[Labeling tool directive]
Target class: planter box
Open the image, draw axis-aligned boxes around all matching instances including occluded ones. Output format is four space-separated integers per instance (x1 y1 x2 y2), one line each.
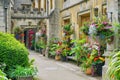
17 76 33 80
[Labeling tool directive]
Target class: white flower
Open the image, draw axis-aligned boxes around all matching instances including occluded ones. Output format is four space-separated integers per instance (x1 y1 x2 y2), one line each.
89 24 97 36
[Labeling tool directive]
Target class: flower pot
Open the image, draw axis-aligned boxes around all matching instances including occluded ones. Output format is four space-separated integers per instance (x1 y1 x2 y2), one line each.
86 68 92 75
55 55 61 61
95 63 104 76
60 55 67 61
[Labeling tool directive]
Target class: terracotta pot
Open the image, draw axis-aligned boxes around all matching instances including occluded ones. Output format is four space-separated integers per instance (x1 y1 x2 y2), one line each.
55 55 61 61
86 68 92 75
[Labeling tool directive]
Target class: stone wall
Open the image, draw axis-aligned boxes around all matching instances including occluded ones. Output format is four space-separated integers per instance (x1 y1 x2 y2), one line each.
0 0 5 32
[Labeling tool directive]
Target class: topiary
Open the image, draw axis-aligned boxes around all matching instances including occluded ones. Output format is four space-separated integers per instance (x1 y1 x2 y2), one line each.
0 32 29 72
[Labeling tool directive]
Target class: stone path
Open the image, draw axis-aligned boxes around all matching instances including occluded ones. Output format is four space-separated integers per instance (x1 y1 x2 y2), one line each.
29 50 102 80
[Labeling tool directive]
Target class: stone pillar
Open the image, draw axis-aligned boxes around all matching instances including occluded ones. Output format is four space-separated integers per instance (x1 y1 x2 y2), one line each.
102 43 114 80
102 0 118 80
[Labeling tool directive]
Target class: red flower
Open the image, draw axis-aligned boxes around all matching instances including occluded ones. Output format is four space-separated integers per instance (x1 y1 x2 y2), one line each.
94 57 99 62
87 53 90 58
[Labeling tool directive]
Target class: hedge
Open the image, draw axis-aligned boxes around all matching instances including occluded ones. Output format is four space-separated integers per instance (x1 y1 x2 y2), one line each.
0 32 29 71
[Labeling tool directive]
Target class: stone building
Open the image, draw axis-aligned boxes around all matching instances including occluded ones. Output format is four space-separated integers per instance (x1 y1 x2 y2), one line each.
60 0 120 80
0 0 14 33
60 0 107 40
11 0 61 49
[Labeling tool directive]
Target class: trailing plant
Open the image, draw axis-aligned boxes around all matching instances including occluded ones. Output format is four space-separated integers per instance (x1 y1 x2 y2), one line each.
106 50 120 80
0 32 29 75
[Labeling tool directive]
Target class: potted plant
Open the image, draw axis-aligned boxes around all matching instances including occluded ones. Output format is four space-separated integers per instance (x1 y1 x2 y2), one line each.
70 39 87 65
48 43 59 58
55 49 62 61
9 66 38 80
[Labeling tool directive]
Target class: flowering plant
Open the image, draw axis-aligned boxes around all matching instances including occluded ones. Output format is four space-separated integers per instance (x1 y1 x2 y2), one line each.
89 17 114 42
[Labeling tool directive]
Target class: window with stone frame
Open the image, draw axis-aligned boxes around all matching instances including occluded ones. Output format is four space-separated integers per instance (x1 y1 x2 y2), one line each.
102 5 107 15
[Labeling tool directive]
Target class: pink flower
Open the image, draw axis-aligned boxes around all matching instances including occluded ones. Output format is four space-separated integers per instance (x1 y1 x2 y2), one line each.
103 22 108 25
105 26 112 29
56 50 62 55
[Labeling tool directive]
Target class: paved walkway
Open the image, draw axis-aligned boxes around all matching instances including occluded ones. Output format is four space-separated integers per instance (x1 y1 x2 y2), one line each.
29 50 102 80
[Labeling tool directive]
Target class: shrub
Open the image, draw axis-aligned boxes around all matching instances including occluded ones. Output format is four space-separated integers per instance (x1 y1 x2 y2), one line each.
0 32 29 71
9 66 37 78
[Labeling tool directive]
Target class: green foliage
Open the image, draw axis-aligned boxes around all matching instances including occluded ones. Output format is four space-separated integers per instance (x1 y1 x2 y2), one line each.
9 66 37 78
14 27 23 34
63 24 72 31
0 32 29 71
38 39 46 49
80 23 89 35
0 70 8 80
63 24 74 35
70 39 87 62
113 22 120 29
106 51 120 80
49 43 59 56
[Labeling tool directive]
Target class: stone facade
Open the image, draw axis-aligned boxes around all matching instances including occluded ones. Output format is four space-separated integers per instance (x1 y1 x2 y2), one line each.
60 0 107 40
0 0 5 32
0 0 14 33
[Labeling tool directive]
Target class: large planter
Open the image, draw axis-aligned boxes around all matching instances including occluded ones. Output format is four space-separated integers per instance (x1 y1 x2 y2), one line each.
86 68 92 75
55 55 61 61
17 76 33 80
95 63 104 76
60 55 67 61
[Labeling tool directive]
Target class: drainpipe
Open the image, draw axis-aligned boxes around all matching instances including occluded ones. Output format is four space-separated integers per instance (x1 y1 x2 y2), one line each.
4 0 9 33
